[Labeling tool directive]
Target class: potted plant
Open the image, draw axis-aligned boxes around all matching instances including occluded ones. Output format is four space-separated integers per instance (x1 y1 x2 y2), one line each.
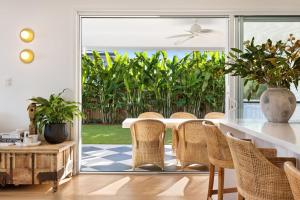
30 89 82 144
226 34 300 123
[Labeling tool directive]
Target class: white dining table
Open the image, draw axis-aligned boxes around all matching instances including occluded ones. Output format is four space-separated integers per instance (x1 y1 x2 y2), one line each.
122 118 221 128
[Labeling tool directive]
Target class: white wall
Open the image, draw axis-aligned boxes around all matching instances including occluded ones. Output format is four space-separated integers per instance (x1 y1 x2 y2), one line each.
0 0 300 132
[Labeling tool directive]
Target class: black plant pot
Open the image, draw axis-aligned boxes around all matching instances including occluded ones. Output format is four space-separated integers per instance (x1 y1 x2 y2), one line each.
44 123 68 144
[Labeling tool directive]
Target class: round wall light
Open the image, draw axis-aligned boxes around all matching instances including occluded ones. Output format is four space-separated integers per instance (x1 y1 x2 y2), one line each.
20 28 34 43
20 49 34 64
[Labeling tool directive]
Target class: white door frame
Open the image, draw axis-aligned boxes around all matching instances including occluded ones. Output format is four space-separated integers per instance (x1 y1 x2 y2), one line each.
73 10 242 174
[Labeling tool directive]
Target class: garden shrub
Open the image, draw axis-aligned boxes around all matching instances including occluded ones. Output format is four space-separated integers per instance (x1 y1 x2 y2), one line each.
82 50 225 124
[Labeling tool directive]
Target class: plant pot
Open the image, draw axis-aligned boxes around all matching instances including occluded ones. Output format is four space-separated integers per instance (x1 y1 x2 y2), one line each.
44 123 68 144
260 88 296 123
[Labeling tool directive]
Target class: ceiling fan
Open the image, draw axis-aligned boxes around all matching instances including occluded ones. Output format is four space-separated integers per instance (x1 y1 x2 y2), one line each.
167 21 213 45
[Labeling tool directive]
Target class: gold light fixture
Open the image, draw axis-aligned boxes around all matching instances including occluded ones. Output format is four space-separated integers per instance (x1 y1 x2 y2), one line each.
20 49 34 64
20 28 34 43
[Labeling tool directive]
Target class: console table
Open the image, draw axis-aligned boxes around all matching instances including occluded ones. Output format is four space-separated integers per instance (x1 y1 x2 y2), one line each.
0 141 75 192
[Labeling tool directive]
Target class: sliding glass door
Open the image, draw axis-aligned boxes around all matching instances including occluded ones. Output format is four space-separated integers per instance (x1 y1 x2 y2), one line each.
236 16 300 120
80 16 229 172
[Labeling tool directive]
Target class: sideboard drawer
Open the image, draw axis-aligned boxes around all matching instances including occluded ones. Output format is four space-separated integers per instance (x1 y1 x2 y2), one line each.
11 153 33 185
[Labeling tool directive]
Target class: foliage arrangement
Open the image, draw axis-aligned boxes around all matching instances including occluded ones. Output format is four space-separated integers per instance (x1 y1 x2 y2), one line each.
243 81 267 100
82 50 225 124
30 89 83 133
226 34 300 100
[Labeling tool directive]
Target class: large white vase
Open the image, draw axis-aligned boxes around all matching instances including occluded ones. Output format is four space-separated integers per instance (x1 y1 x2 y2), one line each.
260 88 296 123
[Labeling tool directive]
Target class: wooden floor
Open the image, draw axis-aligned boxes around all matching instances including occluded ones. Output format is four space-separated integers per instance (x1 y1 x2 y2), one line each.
0 174 236 200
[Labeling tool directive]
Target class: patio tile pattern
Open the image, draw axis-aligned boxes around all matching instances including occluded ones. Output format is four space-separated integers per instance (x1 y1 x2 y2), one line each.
81 144 209 172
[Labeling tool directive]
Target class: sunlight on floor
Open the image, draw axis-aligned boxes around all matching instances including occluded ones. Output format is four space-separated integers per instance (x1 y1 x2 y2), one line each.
157 176 190 197
88 176 131 195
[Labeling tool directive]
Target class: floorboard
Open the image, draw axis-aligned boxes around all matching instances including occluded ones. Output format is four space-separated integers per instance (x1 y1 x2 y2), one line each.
0 174 236 200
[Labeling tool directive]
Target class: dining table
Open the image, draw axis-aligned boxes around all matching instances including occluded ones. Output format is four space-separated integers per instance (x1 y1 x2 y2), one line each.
122 118 221 129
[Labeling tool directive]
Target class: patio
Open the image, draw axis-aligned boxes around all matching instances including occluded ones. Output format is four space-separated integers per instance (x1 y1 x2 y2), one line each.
81 144 209 172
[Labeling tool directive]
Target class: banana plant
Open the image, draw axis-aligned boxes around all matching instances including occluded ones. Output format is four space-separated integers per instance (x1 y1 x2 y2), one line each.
82 50 225 124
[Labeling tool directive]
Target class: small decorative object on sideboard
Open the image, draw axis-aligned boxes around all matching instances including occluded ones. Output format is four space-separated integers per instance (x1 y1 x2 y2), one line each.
29 89 83 144
0 130 41 147
15 131 41 147
0 130 23 146
27 103 37 135
226 34 300 123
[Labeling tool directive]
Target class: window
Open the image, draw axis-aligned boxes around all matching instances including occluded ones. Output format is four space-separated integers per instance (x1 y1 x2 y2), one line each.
237 16 300 120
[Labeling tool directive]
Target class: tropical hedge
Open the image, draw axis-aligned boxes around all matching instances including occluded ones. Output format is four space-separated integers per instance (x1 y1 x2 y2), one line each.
82 50 225 124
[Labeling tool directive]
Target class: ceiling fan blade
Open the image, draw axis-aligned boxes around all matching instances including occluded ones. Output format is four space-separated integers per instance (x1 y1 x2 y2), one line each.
174 36 194 45
166 34 192 39
200 29 213 33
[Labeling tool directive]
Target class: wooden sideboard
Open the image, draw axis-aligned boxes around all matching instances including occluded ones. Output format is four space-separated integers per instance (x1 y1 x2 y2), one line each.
0 141 75 192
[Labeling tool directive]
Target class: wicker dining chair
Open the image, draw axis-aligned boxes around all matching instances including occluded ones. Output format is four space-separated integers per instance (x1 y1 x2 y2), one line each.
284 161 300 199
170 112 197 153
226 133 296 200
138 112 164 119
176 120 213 170
204 122 279 200
204 122 236 200
204 112 225 119
130 119 166 170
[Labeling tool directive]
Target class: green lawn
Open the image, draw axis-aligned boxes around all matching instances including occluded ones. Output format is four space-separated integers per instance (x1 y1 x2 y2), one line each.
82 124 172 144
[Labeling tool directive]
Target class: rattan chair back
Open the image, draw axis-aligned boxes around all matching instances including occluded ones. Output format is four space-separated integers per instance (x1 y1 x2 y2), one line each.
204 122 233 169
284 161 300 199
176 120 213 168
204 112 225 119
130 119 166 170
138 112 164 119
226 133 293 200
170 112 197 152
170 112 197 119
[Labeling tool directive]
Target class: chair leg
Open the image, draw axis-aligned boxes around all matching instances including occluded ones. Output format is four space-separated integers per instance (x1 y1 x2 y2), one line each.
181 162 186 171
238 193 244 200
172 133 177 153
218 167 224 200
207 163 215 199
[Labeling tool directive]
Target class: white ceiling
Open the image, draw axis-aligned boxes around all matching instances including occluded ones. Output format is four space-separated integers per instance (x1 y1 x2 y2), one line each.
81 18 228 51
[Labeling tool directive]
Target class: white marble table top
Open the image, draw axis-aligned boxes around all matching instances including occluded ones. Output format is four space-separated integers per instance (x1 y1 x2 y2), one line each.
220 119 300 154
122 118 220 129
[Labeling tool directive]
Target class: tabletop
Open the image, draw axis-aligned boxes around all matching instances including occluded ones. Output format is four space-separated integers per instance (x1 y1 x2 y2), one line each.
220 119 300 155
0 141 75 153
122 118 220 128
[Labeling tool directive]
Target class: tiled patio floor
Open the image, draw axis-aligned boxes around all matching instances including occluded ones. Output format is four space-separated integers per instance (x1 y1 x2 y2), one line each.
81 144 209 172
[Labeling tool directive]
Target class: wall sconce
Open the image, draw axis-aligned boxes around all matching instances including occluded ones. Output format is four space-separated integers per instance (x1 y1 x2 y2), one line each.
20 49 34 64
20 28 34 43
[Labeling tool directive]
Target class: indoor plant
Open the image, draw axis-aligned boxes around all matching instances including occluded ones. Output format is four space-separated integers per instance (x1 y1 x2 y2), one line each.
30 89 82 144
226 34 300 123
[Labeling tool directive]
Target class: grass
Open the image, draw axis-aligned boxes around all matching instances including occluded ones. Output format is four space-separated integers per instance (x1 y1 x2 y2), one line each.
82 124 172 144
